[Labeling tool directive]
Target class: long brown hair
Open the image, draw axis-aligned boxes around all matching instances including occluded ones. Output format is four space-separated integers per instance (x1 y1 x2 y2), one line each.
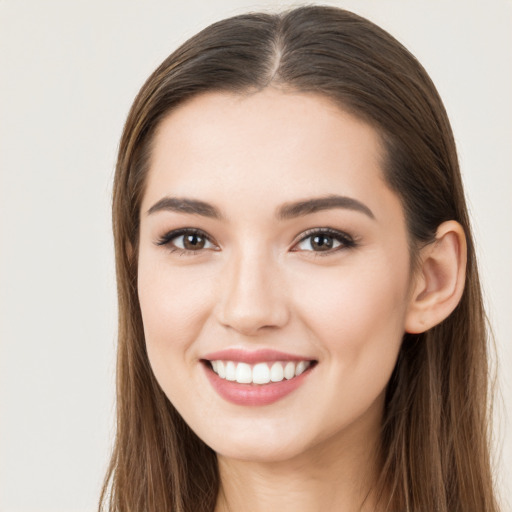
100 6 499 511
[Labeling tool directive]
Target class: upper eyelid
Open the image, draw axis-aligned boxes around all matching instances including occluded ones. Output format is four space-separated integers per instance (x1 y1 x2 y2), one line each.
156 227 215 246
295 227 352 241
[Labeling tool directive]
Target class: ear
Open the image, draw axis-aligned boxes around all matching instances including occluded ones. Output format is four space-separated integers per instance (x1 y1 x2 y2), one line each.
405 221 467 334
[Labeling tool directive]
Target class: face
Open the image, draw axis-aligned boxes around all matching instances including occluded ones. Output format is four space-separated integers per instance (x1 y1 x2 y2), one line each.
138 89 416 463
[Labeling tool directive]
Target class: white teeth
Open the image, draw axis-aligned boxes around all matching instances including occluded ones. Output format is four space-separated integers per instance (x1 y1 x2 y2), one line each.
284 361 295 380
270 362 284 382
209 360 312 385
217 361 226 379
252 363 271 384
225 361 236 381
295 361 307 376
235 362 252 384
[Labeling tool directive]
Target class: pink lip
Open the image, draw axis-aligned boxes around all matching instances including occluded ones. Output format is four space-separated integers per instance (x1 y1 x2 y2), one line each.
202 348 313 364
202 361 315 406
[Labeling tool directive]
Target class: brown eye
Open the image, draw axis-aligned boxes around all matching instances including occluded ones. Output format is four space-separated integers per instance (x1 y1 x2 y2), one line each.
310 234 334 251
156 229 216 253
293 228 356 254
183 233 206 250
296 233 341 252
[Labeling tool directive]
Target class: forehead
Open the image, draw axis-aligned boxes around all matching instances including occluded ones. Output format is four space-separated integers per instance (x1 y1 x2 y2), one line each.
142 89 393 218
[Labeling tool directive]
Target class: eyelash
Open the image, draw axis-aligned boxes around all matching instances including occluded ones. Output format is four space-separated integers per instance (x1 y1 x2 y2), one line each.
156 228 215 256
292 227 356 257
156 227 357 257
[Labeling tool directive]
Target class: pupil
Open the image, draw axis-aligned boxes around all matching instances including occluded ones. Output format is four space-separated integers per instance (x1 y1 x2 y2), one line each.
184 234 205 250
312 235 333 250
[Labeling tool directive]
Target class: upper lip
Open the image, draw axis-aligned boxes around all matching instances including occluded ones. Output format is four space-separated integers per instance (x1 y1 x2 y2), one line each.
201 348 315 364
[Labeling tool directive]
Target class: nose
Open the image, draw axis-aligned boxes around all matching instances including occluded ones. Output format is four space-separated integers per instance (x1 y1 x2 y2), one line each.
216 248 290 336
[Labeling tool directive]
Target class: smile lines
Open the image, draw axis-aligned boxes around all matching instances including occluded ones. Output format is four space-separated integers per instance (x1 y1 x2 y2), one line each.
207 360 313 385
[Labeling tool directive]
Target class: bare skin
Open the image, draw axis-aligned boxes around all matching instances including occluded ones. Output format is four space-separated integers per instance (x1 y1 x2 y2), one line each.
215 390 383 512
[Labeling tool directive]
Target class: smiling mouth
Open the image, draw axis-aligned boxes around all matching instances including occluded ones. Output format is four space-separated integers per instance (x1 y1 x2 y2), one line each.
203 359 317 385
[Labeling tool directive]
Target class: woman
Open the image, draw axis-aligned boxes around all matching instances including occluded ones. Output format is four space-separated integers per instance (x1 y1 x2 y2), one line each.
100 5 499 511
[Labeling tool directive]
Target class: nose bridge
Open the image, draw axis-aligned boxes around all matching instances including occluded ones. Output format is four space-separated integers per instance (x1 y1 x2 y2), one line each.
217 242 289 335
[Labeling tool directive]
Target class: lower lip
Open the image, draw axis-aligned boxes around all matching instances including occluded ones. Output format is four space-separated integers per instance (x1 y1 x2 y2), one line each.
203 363 313 406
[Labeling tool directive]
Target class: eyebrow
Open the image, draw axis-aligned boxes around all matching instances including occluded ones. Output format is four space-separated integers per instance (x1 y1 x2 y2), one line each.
277 195 375 220
147 197 225 219
146 194 375 220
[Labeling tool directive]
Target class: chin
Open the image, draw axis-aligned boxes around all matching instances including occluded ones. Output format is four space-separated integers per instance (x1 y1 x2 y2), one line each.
194 417 318 464
215 438 309 464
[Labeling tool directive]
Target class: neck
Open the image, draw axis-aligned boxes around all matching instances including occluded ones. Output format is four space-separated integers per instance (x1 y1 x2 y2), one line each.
215 414 384 512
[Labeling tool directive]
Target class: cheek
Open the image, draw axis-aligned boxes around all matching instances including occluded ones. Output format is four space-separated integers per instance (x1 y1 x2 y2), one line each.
290 253 410 373
137 255 222 424
283 257 410 437
137 253 215 371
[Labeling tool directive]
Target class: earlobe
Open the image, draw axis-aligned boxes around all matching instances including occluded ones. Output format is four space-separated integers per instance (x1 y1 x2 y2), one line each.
405 221 467 334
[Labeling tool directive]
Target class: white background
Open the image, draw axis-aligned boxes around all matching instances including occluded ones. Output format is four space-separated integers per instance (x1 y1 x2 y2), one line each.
0 1 510 511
